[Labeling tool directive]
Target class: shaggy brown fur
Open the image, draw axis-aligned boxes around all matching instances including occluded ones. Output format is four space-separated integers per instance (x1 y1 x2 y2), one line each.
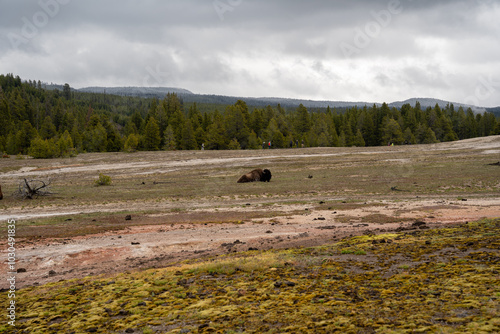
237 169 272 183
0 185 3 200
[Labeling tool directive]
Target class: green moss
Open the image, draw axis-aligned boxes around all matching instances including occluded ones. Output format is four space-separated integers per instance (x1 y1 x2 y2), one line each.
5 218 499 333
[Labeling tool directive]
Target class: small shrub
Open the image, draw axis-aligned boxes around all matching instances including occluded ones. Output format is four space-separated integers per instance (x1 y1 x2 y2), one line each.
95 173 112 186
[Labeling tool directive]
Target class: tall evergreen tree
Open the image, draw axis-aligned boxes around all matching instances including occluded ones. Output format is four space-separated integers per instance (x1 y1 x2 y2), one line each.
247 131 261 149
83 123 107 152
225 104 250 149
0 90 11 138
295 104 311 134
181 119 198 150
403 127 417 144
124 133 140 152
163 125 176 150
353 129 365 147
143 118 161 150
205 111 227 150
380 118 404 145
63 83 71 100
40 116 57 139
57 130 75 157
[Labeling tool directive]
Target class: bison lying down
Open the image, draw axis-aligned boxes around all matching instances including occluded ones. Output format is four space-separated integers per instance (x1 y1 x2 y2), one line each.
237 168 272 183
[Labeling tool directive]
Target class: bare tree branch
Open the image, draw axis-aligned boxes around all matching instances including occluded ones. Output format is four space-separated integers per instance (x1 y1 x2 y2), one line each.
14 178 53 199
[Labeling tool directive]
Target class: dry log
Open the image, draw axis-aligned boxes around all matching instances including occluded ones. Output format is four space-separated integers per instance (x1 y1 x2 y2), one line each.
14 178 53 199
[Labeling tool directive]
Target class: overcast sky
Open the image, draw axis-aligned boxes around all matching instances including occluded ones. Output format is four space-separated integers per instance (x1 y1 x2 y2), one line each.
1 0 499 107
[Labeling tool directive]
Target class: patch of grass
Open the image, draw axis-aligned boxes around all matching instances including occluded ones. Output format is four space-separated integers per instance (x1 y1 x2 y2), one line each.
5 219 499 333
341 249 367 255
186 253 286 275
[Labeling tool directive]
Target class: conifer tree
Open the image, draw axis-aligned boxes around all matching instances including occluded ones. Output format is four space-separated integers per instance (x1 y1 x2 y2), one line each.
163 125 176 150
330 126 339 147
29 137 55 158
123 120 139 137
228 138 241 150
181 119 198 150
380 118 404 145
71 123 83 152
168 109 185 148
360 112 377 146
341 119 354 147
57 130 75 157
102 118 123 152
353 129 365 147
39 116 57 139
188 103 203 130
0 92 11 138
263 118 286 148
318 132 330 147
124 133 140 152
422 127 439 144
248 131 261 149
130 112 144 132
295 104 311 134
63 83 71 100
194 126 206 148
339 131 347 147
205 112 227 150
83 123 107 152
15 120 38 154
143 118 161 151
250 108 265 137
403 127 417 144
225 104 250 149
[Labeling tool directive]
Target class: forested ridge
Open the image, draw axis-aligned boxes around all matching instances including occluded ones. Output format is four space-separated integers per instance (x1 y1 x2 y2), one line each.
1 73 499 158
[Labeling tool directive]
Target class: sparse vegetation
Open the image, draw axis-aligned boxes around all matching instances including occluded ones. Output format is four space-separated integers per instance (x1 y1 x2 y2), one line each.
3 219 498 333
94 173 112 186
0 133 499 333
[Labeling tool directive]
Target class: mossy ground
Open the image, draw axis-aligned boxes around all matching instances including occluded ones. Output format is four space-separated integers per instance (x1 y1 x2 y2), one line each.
2 219 498 333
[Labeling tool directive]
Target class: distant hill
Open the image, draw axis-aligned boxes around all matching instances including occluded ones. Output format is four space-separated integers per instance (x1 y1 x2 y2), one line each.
388 98 486 113
72 86 494 112
486 106 500 117
77 86 193 97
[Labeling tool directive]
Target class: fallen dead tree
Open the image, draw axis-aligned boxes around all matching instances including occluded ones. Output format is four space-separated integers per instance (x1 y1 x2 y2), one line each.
14 178 53 199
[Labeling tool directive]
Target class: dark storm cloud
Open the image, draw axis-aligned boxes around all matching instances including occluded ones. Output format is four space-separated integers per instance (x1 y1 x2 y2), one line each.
0 0 499 106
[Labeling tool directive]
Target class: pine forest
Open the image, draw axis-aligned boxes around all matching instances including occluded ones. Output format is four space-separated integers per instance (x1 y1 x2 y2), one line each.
1 73 499 159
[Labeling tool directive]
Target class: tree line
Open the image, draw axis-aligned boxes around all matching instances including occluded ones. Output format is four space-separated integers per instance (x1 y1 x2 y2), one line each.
1 73 499 158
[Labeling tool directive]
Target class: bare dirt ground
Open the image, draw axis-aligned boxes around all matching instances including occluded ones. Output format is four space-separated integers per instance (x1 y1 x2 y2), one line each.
1 136 499 289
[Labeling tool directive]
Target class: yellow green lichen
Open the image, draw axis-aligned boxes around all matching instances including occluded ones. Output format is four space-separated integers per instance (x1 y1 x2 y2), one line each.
1 219 499 333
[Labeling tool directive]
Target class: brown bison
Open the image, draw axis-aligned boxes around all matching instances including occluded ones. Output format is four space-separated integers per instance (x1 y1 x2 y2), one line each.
237 169 272 183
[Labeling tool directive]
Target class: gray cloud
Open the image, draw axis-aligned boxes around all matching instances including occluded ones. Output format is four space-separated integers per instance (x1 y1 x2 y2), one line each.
0 0 499 106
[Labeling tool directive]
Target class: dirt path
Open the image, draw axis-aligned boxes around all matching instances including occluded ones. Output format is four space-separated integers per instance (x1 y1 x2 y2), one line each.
3 197 499 289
